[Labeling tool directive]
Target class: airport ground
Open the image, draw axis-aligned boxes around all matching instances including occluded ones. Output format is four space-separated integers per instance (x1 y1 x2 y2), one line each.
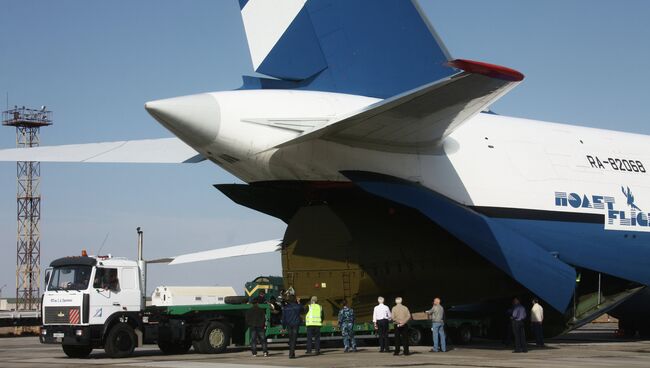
1 323 649 368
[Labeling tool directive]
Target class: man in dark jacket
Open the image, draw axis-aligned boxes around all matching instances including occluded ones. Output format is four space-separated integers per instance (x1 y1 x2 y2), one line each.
269 296 282 326
245 299 268 357
281 294 303 359
511 297 528 353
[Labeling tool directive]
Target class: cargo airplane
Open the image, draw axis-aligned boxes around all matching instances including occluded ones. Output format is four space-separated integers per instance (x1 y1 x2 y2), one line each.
1 0 648 336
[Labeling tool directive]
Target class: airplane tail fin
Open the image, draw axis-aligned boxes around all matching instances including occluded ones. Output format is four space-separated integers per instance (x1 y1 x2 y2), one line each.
238 0 457 98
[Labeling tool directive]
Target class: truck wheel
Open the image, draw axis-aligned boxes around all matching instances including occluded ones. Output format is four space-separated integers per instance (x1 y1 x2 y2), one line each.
62 344 92 358
197 321 231 354
158 339 192 355
408 327 423 346
104 323 137 358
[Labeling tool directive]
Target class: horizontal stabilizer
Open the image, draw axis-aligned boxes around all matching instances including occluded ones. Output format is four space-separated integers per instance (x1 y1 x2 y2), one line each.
0 137 203 164
276 59 523 153
342 171 575 312
149 239 282 265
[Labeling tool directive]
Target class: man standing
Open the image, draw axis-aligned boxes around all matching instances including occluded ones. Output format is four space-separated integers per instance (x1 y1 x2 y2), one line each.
391 297 411 356
511 297 528 353
373 296 391 352
425 297 446 352
245 299 268 357
338 300 357 352
269 296 282 326
281 295 302 359
531 298 544 347
305 296 324 355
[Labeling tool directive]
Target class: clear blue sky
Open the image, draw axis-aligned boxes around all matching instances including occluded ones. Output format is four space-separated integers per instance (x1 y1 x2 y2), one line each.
0 0 648 296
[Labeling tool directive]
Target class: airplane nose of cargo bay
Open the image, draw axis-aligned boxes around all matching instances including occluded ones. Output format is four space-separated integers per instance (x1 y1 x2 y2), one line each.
145 93 220 146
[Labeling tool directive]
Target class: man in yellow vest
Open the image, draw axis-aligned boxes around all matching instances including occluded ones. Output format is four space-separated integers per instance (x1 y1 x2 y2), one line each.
305 296 324 355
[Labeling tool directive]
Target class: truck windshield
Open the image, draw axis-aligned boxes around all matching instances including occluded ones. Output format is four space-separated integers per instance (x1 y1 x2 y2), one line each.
48 266 92 291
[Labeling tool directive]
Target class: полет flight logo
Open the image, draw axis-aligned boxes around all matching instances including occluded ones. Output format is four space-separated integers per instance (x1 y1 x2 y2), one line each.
555 186 650 232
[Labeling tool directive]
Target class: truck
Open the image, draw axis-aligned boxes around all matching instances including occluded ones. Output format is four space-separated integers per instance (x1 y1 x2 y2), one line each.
40 228 487 358
40 228 264 358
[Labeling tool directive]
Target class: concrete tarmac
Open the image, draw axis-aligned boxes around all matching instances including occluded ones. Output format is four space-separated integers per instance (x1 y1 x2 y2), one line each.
1 323 649 368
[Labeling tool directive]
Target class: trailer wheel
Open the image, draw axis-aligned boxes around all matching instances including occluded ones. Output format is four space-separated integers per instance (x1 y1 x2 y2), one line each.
196 321 231 354
408 327 423 346
456 324 473 345
158 339 192 355
104 323 137 358
62 344 92 358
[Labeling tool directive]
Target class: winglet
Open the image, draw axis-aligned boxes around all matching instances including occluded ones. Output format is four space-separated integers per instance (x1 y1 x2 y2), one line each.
448 59 524 82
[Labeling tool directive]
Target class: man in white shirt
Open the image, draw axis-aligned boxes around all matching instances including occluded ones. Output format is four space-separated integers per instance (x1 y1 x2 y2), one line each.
373 296 391 352
531 298 544 347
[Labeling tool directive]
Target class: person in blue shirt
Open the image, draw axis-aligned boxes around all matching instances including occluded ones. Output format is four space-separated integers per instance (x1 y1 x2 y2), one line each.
281 295 303 359
511 297 528 353
338 299 357 352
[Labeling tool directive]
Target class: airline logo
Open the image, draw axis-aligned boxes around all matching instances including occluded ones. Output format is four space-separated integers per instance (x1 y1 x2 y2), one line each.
555 186 650 232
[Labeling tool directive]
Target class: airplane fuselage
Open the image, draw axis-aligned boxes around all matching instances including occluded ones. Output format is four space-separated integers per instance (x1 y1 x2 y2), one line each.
147 89 650 304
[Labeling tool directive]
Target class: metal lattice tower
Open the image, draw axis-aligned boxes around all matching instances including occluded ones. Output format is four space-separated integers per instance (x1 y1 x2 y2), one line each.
2 106 52 310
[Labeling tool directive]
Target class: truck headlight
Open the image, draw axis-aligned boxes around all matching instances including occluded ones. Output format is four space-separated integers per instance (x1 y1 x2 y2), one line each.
75 329 83 336
41 328 47 335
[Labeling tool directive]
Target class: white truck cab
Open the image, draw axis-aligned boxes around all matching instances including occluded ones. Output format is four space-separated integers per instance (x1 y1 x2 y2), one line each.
40 228 253 359
41 253 144 358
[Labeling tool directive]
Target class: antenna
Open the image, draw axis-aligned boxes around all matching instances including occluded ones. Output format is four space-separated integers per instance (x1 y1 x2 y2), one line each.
96 232 110 255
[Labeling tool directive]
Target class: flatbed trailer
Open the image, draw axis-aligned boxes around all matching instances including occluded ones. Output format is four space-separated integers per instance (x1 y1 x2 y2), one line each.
162 301 489 349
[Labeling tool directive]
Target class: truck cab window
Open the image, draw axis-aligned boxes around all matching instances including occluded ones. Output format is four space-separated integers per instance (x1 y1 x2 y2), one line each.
47 266 92 291
93 268 120 291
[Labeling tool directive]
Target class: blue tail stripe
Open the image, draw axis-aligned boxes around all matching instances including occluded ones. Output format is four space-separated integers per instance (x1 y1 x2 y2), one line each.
256 7 327 81
246 0 457 98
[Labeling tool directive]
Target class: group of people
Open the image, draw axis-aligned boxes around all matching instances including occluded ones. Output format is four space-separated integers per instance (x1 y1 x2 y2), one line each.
245 292 449 358
373 296 448 355
508 297 545 353
246 292 547 358
245 292 325 358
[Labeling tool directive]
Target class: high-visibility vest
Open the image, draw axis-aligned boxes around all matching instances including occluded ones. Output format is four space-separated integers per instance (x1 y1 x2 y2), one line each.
306 304 322 326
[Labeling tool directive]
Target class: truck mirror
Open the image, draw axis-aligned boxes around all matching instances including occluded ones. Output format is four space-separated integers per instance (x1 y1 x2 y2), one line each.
44 267 52 287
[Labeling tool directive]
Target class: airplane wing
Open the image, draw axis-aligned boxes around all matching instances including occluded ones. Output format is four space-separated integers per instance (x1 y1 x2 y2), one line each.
275 59 524 153
148 239 283 265
0 137 204 164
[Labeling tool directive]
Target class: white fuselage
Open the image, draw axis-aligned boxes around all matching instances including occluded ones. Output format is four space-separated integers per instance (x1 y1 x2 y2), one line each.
146 89 650 233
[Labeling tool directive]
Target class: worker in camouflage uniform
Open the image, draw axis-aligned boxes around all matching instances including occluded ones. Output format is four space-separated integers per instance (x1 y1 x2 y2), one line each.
338 299 357 352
